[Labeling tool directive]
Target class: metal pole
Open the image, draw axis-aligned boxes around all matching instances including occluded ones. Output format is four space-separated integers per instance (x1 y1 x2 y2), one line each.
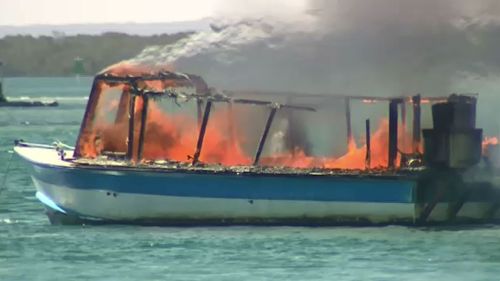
388 99 399 168
137 95 149 161
253 107 278 166
365 119 371 169
412 94 421 153
192 100 212 165
127 95 137 160
345 97 352 145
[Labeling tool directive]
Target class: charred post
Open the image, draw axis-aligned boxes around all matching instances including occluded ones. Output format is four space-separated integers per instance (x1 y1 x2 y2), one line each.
0 81 5 102
400 101 407 128
400 101 407 154
284 97 311 155
127 95 137 160
0 61 5 103
197 99 204 129
192 100 213 165
115 90 131 124
345 97 352 145
365 119 371 169
227 102 236 151
253 107 278 166
388 99 399 168
137 95 150 161
286 96 295 153
412 94 421 153
74 79 102 157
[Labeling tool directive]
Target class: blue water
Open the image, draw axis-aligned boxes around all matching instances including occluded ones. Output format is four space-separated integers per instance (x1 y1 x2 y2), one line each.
1 77 500 280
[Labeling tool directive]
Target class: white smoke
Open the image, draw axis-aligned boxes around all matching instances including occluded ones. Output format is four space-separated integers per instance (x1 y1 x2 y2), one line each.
133 19 279 66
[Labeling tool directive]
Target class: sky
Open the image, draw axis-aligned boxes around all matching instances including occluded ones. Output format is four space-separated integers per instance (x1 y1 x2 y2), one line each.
0 0 307 26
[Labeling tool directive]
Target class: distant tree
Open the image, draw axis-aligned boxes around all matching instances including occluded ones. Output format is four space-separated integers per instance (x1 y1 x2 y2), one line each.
0 32 191 76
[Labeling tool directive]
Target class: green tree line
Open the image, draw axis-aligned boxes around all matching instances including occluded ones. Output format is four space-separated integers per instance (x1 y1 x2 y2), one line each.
0 32 190 76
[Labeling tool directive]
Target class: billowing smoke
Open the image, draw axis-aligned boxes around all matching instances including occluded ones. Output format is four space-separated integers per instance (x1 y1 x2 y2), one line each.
130 0 500 97
124 0 500 158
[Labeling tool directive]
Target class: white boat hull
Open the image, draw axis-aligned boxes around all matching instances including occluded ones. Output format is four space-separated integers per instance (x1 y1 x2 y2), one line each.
15 145 500 226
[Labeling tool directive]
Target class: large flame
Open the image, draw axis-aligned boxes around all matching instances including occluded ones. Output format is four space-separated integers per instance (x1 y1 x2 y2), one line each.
260 119 413 170
81 98 413 170
83 96 251 165
78 63 417 170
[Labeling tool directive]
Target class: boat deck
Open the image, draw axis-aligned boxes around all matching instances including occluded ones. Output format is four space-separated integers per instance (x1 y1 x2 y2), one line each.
72 156 423 179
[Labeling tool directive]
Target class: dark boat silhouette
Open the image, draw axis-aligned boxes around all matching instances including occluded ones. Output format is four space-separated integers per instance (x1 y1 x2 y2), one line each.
0 61 58 107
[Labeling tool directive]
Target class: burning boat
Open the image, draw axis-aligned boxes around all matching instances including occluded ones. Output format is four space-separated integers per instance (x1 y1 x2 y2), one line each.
13 67 500 226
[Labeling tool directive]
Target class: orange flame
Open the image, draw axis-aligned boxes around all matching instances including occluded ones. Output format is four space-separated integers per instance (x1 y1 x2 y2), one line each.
482 136 499 155
78 63 418 170
257 117 410 170
81 99 415 169
88 100 251 166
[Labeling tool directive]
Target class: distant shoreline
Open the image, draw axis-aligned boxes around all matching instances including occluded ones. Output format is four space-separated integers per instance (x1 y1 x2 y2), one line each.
0 32 191 76
0 20 209 38
3 75 95 78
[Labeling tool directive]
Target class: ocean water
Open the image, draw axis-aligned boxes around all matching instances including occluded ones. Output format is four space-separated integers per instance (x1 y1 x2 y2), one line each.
1 77 500 280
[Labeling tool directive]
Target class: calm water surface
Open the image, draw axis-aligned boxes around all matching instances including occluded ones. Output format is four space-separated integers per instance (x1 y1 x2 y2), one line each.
1 77 500 280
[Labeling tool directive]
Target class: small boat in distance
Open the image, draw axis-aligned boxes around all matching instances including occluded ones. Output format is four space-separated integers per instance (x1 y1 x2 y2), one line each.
13 66 500 226
0 82 58 107
0 61 58 107
0 100 58 107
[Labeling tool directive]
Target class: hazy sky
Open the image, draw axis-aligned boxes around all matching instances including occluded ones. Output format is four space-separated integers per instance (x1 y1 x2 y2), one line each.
0 0 307 26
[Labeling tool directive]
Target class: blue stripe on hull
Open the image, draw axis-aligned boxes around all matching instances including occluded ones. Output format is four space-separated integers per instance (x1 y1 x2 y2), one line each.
31 164 416 203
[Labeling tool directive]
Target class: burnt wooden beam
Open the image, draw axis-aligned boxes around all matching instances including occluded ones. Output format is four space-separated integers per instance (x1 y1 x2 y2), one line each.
400 101 407 129
345 97 352 146
224 89 459 102
253 107 278 166
137 95 150 161
115 91 131 124
285 96 296 153
365 119 371 169
388 99 399 168
227 102 236 150
283 97 311 156
192 100 213 165
74 80 101 157
400 101 407 153
197 99 204 129
127 95 137 160
232 98 315 112
95 72 193 84
412 94 421 153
